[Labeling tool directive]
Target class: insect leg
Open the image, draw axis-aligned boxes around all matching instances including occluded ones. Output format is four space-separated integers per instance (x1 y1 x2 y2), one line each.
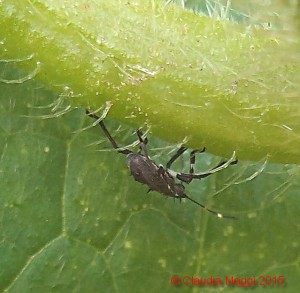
136 129 149 157
86 110 131 155
176 152 237 183
170 148 206 183
189 148 206 175
166 146 187 169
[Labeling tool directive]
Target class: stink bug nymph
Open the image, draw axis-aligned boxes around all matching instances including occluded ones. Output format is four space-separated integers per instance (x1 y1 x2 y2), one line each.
86 110 238 219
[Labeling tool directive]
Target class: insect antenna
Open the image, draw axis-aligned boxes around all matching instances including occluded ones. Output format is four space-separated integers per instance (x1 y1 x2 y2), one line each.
184 195 238 220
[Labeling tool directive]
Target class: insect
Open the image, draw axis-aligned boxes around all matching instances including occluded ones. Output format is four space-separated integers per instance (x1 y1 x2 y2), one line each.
86 110 238 219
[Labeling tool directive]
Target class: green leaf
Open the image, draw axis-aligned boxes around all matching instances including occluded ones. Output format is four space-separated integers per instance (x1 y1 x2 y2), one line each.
1 1 300 292
1 0 300 163
1 63 300 292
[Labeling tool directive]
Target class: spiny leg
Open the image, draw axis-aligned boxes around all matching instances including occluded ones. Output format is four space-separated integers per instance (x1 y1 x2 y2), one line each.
184 194 238 220
86 110 131 155
176 152 238 183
